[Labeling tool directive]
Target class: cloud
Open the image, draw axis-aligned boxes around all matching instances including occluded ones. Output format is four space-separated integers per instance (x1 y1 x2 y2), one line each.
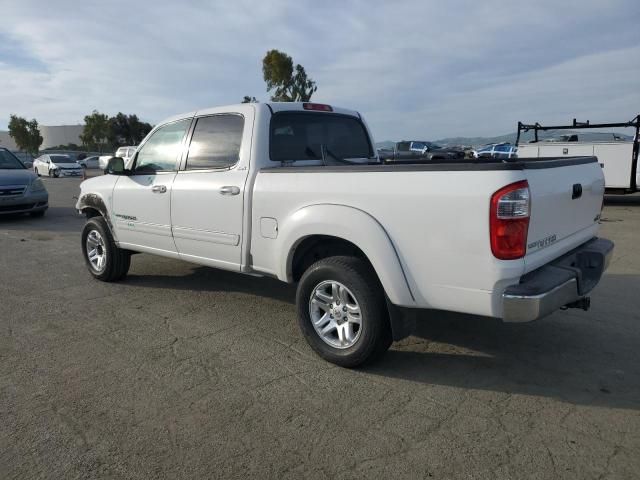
0 0 639 140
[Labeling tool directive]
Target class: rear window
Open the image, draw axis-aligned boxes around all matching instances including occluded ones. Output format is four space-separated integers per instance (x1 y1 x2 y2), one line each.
270 112 373 162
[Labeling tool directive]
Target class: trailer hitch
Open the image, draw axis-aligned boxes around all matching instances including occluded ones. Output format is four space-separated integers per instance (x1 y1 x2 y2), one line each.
562 297 591 312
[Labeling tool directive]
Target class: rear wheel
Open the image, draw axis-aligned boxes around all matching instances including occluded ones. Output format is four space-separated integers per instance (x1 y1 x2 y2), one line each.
34 167 40 176
296 256 392 368
81 216 131 281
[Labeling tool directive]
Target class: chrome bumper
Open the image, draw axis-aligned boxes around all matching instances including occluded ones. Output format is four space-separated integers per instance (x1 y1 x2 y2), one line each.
502 238 614 323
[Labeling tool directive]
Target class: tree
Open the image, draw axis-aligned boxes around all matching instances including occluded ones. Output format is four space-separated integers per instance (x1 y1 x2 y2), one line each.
8 115 43 156
241 96 258 103
262 49 317 102
108 112 152 146
80 110 110 152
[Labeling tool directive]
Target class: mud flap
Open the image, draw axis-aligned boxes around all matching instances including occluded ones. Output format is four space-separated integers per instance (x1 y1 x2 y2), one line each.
385 297 416 341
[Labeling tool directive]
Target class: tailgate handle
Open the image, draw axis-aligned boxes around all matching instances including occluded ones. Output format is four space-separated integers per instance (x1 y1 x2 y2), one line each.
572 183 582 199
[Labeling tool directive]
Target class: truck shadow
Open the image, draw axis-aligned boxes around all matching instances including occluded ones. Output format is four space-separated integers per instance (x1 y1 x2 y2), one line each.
125 266 639 411
125 265 297 305
366 273 640 411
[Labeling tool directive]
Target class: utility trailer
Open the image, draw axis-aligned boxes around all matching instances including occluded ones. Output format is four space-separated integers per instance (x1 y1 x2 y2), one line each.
516 115 640 193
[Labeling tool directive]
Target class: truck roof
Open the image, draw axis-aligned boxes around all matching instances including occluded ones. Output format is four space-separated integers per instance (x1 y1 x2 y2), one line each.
158 102 360 127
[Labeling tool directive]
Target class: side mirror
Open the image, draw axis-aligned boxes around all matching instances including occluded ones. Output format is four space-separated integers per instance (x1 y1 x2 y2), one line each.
105 157 127 175
24 161 33 169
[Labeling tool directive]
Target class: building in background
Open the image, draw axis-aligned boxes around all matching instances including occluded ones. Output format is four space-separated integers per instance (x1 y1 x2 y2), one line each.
0 131 17 150
0 124 84 150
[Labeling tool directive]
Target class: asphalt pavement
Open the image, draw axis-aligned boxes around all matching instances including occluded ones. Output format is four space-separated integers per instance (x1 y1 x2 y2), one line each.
1 172 639 479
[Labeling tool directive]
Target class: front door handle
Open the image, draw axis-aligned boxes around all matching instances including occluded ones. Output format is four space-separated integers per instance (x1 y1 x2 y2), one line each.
220 186 240 196
151 185 167 194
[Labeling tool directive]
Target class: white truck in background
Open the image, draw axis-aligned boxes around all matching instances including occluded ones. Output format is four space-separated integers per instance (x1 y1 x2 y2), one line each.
76 102 613 367
516 116 640 193
98 147 137 170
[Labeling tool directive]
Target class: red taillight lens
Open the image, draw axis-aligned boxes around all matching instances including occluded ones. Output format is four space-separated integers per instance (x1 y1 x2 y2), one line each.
302 103 333 112
490 180 530 260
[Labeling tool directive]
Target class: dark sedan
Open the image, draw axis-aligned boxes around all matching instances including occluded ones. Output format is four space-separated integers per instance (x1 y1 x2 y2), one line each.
0 148 48 217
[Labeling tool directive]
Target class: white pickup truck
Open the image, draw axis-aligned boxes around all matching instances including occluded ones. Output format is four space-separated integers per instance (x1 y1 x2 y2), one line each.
76 102 614 367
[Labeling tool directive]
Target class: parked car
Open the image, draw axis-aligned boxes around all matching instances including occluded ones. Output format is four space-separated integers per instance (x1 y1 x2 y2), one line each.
78 156 100 169
115 146 137 166
376 147 394 161
76 102 613 367
33 154 83 177
473 143 518 159
98 155 114 170
0 147 48 217
383 140 465 162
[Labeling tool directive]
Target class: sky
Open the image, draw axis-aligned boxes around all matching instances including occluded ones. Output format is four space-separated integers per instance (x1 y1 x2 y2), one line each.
0 0 639 141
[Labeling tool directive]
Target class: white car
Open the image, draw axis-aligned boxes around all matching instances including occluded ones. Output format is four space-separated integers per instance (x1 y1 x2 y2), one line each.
78 156 100 169
33 154 83 178
76 102 613 367
473 143 518 159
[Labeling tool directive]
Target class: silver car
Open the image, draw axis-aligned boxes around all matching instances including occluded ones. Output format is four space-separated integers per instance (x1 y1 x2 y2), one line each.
0 148 48 217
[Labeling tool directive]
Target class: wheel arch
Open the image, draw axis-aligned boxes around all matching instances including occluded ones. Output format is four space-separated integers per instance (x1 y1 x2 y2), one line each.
279 204 415 307
76 192 118 242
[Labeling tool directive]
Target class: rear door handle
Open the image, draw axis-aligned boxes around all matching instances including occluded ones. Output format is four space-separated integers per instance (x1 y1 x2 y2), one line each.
152 185 167 194
219 186 240 196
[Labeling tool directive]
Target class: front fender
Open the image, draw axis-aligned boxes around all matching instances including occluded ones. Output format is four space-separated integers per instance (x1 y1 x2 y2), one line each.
76 192 118 242
278 204 415 307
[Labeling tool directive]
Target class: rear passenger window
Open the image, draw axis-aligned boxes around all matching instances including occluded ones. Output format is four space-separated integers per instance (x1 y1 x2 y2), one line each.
186 115 244 170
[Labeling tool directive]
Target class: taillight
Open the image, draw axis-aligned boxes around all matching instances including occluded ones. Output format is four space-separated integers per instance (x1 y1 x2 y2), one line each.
302 103 333 112
490 180 530 260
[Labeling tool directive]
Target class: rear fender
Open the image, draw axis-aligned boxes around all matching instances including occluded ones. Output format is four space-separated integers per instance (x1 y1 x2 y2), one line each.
279 204 415 307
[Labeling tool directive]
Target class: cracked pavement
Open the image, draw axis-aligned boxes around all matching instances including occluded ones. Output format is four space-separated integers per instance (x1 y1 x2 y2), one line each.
1 174 639 479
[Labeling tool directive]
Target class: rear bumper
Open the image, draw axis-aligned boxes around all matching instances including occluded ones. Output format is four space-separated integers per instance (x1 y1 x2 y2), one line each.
502 237 614 322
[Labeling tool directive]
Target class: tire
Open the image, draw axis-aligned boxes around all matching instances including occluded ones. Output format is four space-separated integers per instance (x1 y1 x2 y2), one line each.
81 216 131 282
35 167 40 177
49 169 58 178
296 256 392 368
30 210 45 218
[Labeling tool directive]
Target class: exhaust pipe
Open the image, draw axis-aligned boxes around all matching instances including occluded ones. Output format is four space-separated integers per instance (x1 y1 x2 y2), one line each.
564 297 591 311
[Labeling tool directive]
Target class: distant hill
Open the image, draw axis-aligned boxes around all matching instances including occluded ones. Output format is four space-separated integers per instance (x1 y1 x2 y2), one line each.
376 131 633 149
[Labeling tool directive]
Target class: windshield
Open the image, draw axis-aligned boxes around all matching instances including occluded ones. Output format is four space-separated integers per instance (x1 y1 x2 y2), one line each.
0 149 26 170
51 155 74 163
270 112 373 162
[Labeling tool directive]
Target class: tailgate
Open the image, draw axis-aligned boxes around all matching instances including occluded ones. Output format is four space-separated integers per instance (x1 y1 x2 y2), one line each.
523 157 605 271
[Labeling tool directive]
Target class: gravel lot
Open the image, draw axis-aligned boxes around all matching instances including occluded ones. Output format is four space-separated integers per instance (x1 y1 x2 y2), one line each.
1 173 639 479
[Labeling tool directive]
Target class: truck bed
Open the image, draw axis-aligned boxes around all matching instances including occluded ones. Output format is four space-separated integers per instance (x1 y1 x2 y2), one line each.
252 156 604 318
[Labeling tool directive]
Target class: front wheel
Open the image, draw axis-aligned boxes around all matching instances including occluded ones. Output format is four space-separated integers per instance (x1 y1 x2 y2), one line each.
296 256 392 368
81 217 131 281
